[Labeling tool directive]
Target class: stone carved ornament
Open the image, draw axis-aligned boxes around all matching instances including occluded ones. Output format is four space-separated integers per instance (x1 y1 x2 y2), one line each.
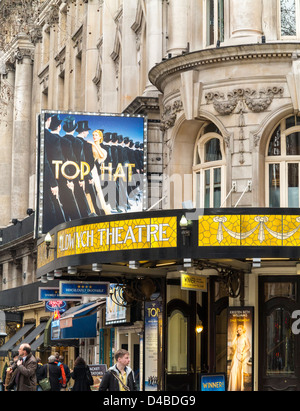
160 99 183 131
205 87 284 115
205 87 283 164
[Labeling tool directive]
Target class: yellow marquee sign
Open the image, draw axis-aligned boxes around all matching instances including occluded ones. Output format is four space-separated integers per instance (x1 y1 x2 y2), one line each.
198 214 300 247
57 216 177 258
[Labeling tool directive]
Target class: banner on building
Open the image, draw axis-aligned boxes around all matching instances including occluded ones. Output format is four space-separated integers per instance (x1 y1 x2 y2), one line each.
37 111 147 236
38 287 81 301
144 298 162 391
59 281 110 297
227 307 254 391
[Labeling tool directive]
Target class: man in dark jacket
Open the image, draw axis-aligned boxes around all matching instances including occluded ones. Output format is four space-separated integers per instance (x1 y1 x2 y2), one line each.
9 343 37 391
99 349 137 391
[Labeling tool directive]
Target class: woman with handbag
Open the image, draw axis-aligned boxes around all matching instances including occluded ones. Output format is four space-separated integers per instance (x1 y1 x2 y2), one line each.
70 357 94 391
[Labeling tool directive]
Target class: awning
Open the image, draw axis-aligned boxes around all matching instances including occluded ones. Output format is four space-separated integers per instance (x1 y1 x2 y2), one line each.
31 333 45 353
11 321 47 352
60 300 105 340
43 317 78 348
0 323 35 357
60 300 105 329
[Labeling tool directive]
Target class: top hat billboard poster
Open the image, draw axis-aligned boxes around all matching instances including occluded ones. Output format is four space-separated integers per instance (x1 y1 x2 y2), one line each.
37 111 147 235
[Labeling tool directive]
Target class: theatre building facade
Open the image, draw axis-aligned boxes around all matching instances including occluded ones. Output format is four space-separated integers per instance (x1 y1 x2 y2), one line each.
1 0 300 391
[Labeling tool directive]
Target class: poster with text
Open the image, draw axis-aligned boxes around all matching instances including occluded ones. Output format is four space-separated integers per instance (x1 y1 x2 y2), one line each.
144 299 162 391
227 307 254 391
37 111 146 235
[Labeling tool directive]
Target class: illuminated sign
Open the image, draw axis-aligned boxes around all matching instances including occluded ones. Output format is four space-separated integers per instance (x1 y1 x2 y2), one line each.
53 310 61 320
45 300 67 313
51 320 61 340
37 111 147 236
181 273 207 292
57 217 177 258
38 287 81 301
59 281 110 297
198 214 300 247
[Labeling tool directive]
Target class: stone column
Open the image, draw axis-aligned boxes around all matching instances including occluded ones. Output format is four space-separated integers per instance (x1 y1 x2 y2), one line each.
84 0 99 111
167 0 188 56
0 64 15 226
121 0 139 109
144 0 163 96
230 0 263 38
101 0 119 112
10 36 34 220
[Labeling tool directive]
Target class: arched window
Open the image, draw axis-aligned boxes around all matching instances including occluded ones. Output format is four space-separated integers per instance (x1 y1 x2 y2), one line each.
193 123 226 208
167 309 188 373
266 115 300 207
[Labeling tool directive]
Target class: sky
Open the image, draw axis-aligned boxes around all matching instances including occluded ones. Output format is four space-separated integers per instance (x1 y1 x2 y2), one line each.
42 111 146 144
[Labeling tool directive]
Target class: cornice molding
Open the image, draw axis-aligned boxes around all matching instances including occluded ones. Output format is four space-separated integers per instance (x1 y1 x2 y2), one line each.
149 43 300 92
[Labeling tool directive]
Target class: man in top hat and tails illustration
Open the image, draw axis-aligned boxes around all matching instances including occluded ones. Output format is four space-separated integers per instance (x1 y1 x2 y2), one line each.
43 114 66 232
62 116 93 218
45 114 81 222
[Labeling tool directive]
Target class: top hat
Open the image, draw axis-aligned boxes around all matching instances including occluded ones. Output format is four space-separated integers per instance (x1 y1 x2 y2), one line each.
76 120 91 133
111 133 118 143
49 115 62 131
103 132 112 143
63 116 77 133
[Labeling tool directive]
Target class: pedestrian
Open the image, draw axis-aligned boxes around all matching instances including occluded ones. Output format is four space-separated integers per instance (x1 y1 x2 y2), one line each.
5 352 19 391
70 356 94 391
4 360 13 391
98 349 137 391
58 355 70 390
36 357 44 391
54 352 67 389
7 343 37 391
40 355 62 391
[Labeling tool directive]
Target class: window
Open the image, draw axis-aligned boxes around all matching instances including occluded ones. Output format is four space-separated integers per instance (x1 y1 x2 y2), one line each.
206 0 224 46
167 309 188 373
267 308 295 375
193 123 225 208
280 0 299 37
266 116 300 207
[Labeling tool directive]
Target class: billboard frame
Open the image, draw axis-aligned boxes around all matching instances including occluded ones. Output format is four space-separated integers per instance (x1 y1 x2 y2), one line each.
36 110 148 238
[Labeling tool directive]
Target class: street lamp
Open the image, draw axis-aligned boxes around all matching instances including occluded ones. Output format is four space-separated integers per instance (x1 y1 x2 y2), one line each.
45 232 56 258
179 215 192 246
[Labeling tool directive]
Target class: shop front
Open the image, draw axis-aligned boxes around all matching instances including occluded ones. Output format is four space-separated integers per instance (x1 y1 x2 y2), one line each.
35 207 300 391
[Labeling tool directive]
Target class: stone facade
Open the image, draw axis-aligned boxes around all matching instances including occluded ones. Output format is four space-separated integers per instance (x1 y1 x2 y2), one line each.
1 0 300 390
0 0 299 227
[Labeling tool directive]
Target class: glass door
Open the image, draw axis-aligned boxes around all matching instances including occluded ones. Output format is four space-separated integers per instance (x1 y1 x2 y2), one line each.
259 277 300 391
